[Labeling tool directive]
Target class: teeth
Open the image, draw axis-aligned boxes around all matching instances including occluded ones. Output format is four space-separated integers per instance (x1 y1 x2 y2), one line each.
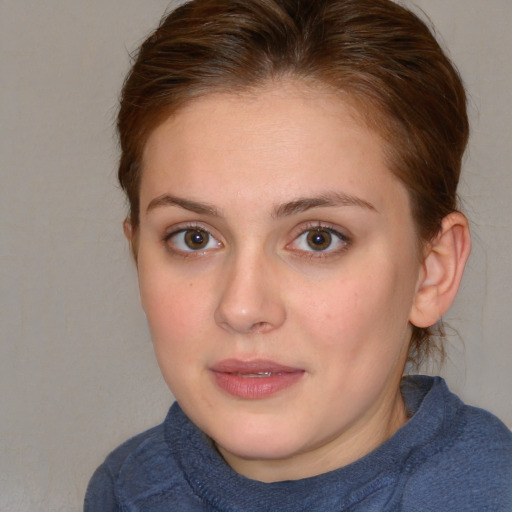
235 371 274 377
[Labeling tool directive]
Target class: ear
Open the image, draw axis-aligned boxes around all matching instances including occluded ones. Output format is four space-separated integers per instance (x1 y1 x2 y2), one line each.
409 212 471 328
123 218 139 262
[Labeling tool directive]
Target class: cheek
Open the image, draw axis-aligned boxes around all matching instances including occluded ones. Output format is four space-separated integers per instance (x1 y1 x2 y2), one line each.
139 272 214 396
138 264 213 350
296 265 413 355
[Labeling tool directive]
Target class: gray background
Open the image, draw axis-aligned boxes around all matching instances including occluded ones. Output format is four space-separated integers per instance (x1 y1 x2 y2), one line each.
1 1 511 510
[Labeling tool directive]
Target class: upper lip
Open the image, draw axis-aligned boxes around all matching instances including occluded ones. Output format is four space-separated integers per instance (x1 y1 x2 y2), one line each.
210 359 304 374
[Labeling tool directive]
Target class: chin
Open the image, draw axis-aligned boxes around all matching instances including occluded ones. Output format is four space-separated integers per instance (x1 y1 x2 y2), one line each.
218 440 303 464
209 416 310 461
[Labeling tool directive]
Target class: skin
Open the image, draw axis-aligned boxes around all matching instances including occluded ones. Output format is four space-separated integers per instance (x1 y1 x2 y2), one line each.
129 80 445 483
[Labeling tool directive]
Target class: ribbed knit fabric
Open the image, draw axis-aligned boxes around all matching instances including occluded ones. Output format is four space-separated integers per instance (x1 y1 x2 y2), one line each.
84 376 512 511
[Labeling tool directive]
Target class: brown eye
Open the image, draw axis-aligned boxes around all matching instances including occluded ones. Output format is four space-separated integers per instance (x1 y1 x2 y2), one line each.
166 227 221 253
288 226 349 256
184 229 210 250
306 230 332 251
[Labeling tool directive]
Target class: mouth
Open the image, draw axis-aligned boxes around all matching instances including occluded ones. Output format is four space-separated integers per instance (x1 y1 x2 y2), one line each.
210 359 305 399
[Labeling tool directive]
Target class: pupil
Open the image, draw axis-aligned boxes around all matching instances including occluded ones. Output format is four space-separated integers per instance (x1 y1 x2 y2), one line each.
307 230 331 251
185 229 208 249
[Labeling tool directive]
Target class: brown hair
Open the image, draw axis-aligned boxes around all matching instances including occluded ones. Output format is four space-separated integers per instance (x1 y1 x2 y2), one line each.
117 0 469 364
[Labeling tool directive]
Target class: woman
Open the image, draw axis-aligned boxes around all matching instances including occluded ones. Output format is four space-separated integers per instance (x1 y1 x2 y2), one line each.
85 0 512 509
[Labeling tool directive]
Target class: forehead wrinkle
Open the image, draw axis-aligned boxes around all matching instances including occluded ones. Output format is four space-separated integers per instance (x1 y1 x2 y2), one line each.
272 192 377 218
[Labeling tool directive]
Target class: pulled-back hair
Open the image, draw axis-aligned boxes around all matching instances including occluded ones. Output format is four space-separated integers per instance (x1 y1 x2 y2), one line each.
117 0 469 364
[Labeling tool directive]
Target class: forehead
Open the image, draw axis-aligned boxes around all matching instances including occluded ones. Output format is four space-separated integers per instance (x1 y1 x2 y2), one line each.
142 80 369 156
140 80 408 215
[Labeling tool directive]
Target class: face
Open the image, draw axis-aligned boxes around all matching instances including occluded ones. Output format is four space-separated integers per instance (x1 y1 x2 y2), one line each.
134 81 424 482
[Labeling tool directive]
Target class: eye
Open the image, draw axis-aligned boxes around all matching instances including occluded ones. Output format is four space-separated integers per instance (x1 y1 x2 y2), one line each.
290 227 349 254
165 228 221 253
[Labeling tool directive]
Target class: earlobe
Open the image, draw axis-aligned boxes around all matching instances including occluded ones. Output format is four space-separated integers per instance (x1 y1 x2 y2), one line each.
409 212 471 328
123 218 139 262
123 217 133 241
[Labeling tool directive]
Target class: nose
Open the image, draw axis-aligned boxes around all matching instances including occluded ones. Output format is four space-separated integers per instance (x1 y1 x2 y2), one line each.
214 252 286 335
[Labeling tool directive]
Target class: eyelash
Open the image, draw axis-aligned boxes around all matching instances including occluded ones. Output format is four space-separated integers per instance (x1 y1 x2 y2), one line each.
162 223 222 258
287 223 351 259
162 222 351 259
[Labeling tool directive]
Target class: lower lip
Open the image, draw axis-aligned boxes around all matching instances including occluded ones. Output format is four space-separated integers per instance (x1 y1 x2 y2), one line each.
211 370 304 399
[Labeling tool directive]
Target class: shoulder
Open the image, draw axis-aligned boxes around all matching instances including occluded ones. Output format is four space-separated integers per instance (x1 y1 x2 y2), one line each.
440 403 512 482
102 423 166 477
457 403 512 459
84 405 204 511
400 378 512 511
84 424 168 511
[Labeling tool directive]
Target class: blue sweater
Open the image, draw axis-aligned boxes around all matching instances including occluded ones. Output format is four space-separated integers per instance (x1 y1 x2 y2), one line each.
84 376 512 511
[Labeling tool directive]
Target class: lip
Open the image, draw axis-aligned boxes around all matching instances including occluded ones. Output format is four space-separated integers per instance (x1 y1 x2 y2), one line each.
210 359 305 399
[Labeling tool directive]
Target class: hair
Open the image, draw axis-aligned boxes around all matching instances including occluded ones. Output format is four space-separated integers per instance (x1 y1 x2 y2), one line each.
117 0 469 365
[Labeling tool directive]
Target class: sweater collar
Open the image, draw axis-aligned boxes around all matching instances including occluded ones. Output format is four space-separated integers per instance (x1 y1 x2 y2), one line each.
164 376 460 511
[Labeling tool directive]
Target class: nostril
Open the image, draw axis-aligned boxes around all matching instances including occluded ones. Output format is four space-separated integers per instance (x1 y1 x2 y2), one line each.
250 321 270 334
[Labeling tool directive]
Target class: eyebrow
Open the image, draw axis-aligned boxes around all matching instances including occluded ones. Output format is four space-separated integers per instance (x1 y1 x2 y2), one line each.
272 192 377 218
147 194 221 216
146 191 377 217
